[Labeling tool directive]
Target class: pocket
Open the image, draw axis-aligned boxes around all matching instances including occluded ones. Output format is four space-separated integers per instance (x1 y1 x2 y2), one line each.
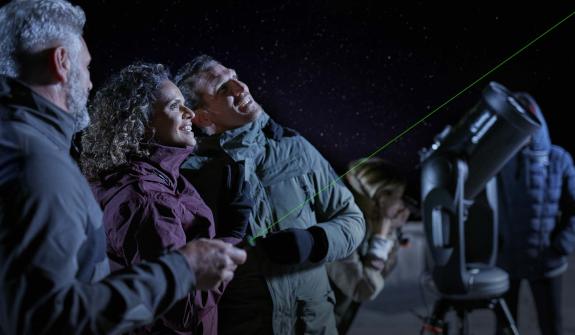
266 176 316 230
325 288 336 306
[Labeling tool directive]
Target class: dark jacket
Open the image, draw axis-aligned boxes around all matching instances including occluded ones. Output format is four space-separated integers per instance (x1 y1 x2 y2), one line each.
91 144 220 335
182 112 365 334
0 75 195 335
497 93 575 279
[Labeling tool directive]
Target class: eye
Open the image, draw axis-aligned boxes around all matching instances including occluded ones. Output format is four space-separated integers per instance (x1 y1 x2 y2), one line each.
169 102 179 110
380 189 393 197
217 82 229 94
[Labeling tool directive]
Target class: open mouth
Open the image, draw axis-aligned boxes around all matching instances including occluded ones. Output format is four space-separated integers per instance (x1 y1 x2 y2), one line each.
180 124 193 133
237 95 252 113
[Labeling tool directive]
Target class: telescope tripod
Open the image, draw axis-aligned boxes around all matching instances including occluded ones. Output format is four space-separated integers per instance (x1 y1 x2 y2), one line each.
420 296 519 335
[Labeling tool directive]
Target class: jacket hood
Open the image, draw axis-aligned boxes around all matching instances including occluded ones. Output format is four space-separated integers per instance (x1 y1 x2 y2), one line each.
516 92 551 157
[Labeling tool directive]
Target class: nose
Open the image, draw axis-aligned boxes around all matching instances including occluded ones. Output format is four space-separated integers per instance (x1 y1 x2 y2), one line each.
229 79 248 96
182 105 195 119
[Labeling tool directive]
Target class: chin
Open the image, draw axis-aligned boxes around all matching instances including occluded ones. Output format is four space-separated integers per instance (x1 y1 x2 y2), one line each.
246 105 263 120
179 135 196 147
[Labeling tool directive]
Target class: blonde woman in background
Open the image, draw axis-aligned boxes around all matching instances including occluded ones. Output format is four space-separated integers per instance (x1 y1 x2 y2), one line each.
326 158 410 334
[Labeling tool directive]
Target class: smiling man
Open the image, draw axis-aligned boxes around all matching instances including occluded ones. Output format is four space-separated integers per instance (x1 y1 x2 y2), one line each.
176 55 365 334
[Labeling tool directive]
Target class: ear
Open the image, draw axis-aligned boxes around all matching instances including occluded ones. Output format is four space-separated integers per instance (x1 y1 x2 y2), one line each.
49 46 72 84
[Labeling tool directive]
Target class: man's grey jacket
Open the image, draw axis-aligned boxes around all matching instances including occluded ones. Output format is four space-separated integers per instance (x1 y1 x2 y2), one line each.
182 112 365 334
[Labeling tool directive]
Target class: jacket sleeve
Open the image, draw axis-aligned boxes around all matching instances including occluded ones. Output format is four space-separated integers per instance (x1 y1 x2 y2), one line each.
326 249 385 302
0 161 195 335
552 149 575 256
182 158 251 246
304 139 366 262
216 162 252 245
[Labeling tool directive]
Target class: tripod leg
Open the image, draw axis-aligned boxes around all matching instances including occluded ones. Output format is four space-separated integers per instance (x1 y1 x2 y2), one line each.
421 299 450 335
455 307 469 335
494 298 519 335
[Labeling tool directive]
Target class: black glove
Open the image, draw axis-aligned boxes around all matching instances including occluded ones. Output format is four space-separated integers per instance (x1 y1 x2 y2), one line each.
220 162 253 240
257 227 328 265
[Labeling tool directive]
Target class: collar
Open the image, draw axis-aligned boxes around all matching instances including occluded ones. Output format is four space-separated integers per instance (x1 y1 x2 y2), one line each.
196 112 270 163
0 75 76 151
142 143 195 181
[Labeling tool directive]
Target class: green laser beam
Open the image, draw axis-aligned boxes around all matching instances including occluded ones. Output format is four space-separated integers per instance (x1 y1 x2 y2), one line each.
248 9 575 245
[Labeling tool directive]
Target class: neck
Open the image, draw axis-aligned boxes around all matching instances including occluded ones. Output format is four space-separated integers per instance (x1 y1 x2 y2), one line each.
204 124 219 136
28 83 68 113
211 117 261 135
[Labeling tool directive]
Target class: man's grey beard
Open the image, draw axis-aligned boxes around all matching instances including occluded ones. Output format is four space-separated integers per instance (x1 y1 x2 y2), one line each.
65 64 90 132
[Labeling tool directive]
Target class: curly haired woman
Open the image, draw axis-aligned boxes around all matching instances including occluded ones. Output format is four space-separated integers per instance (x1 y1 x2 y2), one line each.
82 63 251 335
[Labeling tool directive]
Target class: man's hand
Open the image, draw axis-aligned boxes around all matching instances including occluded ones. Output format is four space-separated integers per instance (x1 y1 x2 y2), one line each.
178 238 247 290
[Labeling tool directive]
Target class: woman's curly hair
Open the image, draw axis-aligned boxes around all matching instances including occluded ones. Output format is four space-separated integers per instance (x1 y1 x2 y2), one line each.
81 62 170 180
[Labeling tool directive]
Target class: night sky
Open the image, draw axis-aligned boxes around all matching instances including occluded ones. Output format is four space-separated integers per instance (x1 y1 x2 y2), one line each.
6 0 575 199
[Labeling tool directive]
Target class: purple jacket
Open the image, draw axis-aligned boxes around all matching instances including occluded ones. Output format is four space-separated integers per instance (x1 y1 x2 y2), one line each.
92 144 220 335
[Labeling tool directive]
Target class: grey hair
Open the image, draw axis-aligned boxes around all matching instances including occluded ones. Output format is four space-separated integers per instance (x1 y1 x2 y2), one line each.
0 0 85 78
81 63 171 180
175 54 220 109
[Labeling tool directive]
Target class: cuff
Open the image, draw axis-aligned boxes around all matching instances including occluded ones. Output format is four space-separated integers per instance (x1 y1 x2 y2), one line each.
163 251 196 299
367 235 394 262
308 226 329 263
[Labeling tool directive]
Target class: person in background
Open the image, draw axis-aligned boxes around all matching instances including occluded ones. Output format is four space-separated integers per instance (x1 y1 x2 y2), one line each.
496 93 575 335
326 158 410 334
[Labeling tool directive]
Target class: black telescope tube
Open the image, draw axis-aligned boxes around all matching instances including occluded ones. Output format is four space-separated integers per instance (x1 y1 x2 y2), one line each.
438 82 541 199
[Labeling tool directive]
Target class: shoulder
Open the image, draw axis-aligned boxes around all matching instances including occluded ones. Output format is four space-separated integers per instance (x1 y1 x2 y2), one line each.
1 119 63 179
289 135 333 171
2 146 100 232
18 148 85 198
97 179 152 229
100 176 162 211
271 132 321 160
262 134 338 183
550 145 574 172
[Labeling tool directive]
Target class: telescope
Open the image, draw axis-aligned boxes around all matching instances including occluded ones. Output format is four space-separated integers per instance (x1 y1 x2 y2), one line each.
419 82 540 334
